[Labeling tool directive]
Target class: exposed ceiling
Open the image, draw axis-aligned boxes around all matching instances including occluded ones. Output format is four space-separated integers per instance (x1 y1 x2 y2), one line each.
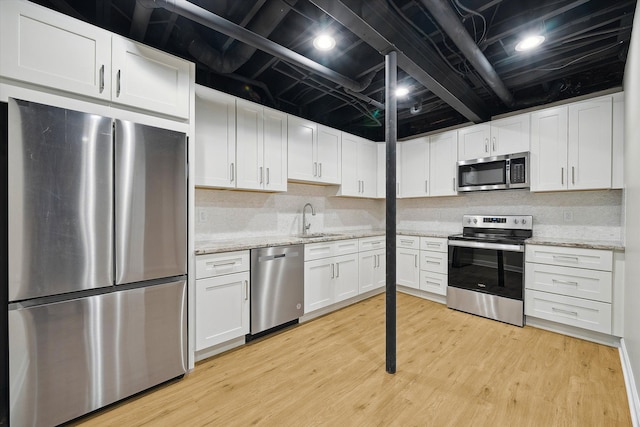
32 0 636 140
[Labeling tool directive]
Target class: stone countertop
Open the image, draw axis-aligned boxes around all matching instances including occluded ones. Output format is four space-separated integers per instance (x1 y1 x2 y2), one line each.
525 237 625 251
195 229 386 255
195 230 625 255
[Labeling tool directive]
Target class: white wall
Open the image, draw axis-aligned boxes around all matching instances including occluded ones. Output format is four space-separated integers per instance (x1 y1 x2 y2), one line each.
195 183 385 241
623 2 640 420
398 189 622 240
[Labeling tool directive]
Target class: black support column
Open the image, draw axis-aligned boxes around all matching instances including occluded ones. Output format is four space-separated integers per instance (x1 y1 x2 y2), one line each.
385 51 397 374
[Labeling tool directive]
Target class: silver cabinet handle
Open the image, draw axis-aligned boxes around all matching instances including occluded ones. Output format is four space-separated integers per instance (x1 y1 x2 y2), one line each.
553 255 579 263
259 166 264 184
453 177 456 192
331 263 335 279
425 179 428 194
336 262 340 278
99 64 105 93
552 307 578 317
362 180 365 194
484 138 489 153
397 182 400 196
358 180 362 193
314 162 318 177
492 137 496 152
266 167 270 184
572 166 575 185
230 163 235 182
374 255 377 268
318 163 322 177
415 254 418 267
552 279 578 286
244 280 249 300
561 167 564 185
116 69 121 97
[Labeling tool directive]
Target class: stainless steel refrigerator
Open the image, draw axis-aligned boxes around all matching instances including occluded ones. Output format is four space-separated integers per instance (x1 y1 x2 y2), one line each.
2 98 188 426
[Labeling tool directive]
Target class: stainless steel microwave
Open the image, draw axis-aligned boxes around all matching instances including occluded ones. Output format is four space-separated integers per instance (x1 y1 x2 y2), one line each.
456 152 529 192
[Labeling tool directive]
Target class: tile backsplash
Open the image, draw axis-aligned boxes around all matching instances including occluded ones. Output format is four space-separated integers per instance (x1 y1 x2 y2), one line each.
195 185 623 242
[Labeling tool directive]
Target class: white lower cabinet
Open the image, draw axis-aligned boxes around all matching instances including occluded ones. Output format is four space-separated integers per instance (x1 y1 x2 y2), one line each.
195 251 250 351
525 244 614 334
419 237 448 296
397 247 420 289
358 236 386 294
304 239 359 313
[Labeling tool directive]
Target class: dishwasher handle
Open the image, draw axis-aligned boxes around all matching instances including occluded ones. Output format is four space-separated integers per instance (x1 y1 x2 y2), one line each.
257 250 301 262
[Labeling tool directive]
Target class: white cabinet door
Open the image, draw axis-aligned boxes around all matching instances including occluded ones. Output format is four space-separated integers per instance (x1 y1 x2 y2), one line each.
359 249 385 294
263 107 288 192
377 143 386 199
288 116 317 182
490 114 530 156
457 123 491 160
317 125 342 184
111 36 190 119
340 134 359 195
195 87 236 188
235 99 264 190
358 139 378 197
304 258 334 313
429 130 458 196
397 248 420 289
530 106 568 192
334 253 359 302
612 92 624 189
399 137 429 198
0 0 112 100
195 272 250 351
374 250 386 290
568 97 612 190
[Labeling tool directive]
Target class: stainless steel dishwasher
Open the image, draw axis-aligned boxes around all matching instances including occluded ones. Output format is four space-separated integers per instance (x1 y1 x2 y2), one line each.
250 244 304 337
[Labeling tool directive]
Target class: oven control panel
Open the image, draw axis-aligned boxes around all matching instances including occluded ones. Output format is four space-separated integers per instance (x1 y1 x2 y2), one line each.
462 215 533 230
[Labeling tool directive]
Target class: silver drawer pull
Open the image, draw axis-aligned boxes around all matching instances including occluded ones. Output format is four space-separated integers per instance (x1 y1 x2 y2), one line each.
400 240 414 245
553 255 579 262
415 255 418 267
426 243 440 247
552 307 578 317
206 261 236 268
552 279 578 286
426 281 439 286
426 260 440 264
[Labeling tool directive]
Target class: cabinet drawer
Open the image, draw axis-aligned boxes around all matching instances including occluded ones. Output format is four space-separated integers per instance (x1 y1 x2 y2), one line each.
305 238 358 261
359 236 385 252
420 251 448 274
420 271 447 296
525 289 611 334
525 262 612 303
525 245 612 271
420 237 447 252
196 251 250 279
397 235 420 249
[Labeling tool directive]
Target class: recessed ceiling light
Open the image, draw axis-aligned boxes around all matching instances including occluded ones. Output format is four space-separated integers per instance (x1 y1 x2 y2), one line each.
515 35 545 52
395 87 409 97
313 34 336 51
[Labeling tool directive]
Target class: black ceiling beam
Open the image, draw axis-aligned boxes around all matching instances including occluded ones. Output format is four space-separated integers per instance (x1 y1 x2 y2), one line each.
310 0 490 123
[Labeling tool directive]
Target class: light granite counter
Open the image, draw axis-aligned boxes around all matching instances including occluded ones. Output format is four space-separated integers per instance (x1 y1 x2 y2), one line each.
195 229 386 255
396 230 452 239
525 237 625 251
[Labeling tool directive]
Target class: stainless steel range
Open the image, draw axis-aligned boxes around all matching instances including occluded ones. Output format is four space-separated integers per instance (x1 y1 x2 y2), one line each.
447 215 532 326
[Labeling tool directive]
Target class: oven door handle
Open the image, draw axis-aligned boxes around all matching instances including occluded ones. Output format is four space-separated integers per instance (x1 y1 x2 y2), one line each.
448 240 525 252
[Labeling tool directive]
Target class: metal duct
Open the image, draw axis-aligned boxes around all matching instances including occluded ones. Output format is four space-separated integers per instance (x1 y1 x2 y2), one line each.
148 0 376 93
419 0 514 107
130 0 156 41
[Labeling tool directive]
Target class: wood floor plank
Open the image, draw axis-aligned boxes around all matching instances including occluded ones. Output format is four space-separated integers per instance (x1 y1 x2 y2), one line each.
71 293 631 426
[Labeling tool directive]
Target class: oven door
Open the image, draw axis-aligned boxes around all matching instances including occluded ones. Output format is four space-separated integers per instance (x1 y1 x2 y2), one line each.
448 240 525 301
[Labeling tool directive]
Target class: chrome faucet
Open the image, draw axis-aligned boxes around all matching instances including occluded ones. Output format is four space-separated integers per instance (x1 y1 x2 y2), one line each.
302 203 316 235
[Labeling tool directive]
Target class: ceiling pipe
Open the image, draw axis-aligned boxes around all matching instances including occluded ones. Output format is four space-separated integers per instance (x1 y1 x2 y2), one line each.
419 0 514 107
146 0 377 93
130 0 156 41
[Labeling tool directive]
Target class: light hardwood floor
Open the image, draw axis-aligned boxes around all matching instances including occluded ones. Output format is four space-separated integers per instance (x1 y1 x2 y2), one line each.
73 292 631 426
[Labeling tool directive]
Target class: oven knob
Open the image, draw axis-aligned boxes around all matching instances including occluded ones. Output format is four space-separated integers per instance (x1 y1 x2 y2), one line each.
514 219 519 224
473 218 477 224
522 218 527 224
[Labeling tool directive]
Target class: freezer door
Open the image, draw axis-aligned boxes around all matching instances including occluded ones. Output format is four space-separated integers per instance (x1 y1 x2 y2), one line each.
114 120 187 284
8 99 114 301
9 280 187 427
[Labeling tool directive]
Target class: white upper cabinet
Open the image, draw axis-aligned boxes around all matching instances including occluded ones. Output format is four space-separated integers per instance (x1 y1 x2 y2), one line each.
397 130 458 198
457 113 530 160
287 117 341 184
195 86 236 188
1 0 112 100
429 130 459 197
399 137 429 198
612 92 624 189
236 99 287 192
339 133 377 198
0 1 192 119
111 36 191 119
457 123 491 160
531 96 612 192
